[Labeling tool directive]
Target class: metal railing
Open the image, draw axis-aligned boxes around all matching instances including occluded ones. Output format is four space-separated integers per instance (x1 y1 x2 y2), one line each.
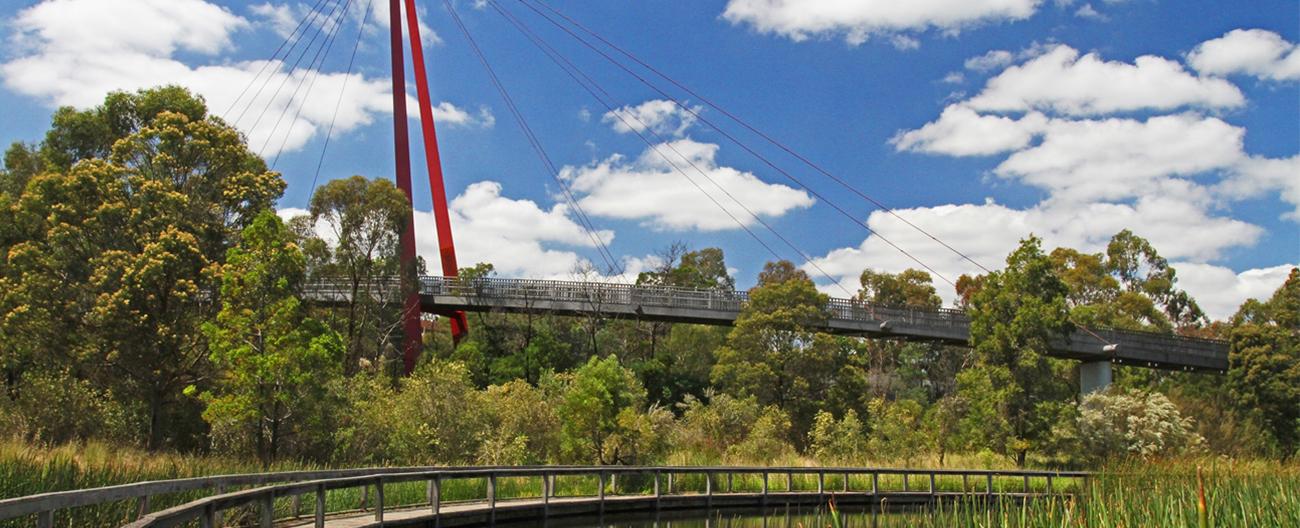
0 466 1088 528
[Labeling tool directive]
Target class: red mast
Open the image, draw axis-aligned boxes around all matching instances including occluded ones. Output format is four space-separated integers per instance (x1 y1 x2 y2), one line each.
403 0 469 352
389 0 424 374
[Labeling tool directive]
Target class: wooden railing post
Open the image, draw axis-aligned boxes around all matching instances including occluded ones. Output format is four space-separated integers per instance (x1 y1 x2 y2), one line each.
136 495 151 519
986 474 994 496
260 493 274 528
598 470 606 514
1047 475 1054 495
654 470 662 499
871 472 879 497
291 493 301 518
36 511 52 528
488 474 497 524
843 472 849 492
786 472 793 493
962 474 969 493
903 473 909 492
929 473 936 496
817 471 824 495
374 477 385 523
1023 474 1030 494
666 472 673 495
315 484 326 528
200 503 215 528
727 472 733 493
705 470 713 508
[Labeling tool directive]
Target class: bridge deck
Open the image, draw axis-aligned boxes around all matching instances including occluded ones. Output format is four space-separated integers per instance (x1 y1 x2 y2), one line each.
302 276 1228 372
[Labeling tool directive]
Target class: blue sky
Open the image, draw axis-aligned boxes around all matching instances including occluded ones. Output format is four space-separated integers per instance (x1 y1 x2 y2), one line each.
1 0 1297 319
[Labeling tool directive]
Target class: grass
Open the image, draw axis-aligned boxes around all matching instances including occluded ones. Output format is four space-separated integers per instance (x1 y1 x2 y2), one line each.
2 441 1296 527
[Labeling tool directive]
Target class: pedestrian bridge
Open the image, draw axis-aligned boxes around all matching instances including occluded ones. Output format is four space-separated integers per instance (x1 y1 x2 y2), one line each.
1 465 1089 528
301 276 1228 372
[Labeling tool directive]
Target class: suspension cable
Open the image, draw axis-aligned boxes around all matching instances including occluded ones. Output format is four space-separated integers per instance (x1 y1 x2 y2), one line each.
239 0 346 138
518 0 977 284
488 0 857 298
441 0 623 277
264 0 357 162
309 0 376 198
221 0 333 120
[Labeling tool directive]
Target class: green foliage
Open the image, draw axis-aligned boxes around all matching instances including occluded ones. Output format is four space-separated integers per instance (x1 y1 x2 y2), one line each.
807 409 867 465
477 379 562 465
968 236 1075 465
1228 268 1300 458
306 175 411 374
857 268 941 309
558 355 650 464
867 398 927 465
197 211 344 464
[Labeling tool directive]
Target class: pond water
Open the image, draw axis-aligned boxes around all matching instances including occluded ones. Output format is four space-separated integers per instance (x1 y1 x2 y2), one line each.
498 504 940 528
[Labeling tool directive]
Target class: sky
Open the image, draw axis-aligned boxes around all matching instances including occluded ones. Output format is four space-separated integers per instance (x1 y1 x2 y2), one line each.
0 0 1297 320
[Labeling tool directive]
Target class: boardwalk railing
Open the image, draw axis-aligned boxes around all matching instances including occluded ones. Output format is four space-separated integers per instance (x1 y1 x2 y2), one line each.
1 466 1089 528
299 275 1229 371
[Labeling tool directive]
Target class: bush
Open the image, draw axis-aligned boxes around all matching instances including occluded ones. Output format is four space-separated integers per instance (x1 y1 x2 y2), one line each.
808 409 867 465
0 369 139 446
1077 388 1203 462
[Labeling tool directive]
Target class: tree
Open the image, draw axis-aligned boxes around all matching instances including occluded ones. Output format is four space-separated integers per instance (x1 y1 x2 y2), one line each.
808 409 867 465
711 260 852 444
196 212 343 465
1228 268 1300 458
558 355 648 464
967 236 1075 465
308 175 411 374
857 268 942 309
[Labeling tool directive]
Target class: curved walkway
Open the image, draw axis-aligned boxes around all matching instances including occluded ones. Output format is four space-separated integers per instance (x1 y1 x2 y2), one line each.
1 466 1087 528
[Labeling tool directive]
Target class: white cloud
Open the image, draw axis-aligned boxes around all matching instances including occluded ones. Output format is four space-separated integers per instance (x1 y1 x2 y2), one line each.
941 71 966 84
993 113 1246 201
892 105 1048 156
1215 155 1300 220
602 99 701 137
889 35 921 51
967 45 1244 115
559 138 815 231
1175 263 1297 320
1188 29 1300 82
807 193 1264 307
965 49 1015 71
1074 3 1106 20
432 102 495 129
848 41 1294 320
435 181 616 278
0 0 478 157
721 0 1041 46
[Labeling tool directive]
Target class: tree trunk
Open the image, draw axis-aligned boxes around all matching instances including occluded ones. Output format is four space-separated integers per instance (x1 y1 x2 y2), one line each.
147 389 165 451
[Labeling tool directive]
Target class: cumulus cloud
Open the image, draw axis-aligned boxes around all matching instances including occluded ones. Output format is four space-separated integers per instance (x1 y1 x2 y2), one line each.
835 39 1295 319
993 114 1246 201
721 0 1040 46
1175 263 1298 320
892 105 1048 156
1215 155 1300 220
965 50 1015 71
437 181 616 278
0 0 473 157
559 138 815 231
967 45 1244 115
807 194 1265 308
1188 29 1300 82
602 99 701 137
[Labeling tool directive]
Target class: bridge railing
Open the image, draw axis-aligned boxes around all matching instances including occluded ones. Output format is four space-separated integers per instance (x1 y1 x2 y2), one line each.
56 465 1084 528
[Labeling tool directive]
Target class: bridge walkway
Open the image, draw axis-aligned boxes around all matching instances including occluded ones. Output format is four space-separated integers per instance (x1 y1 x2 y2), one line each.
302 276 1228 372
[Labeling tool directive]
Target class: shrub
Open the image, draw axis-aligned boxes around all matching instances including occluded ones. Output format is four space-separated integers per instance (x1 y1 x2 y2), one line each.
1078 388 1204 462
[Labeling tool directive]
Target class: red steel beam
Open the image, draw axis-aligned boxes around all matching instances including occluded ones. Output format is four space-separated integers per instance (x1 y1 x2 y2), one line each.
390 0 424 375
403 0 469 348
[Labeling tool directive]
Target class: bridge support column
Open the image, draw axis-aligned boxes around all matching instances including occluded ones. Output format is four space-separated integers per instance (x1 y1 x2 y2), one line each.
1080 361 1112 394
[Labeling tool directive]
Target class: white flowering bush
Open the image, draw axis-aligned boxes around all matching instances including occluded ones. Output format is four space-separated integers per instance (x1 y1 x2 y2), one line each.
1078 388 1204 461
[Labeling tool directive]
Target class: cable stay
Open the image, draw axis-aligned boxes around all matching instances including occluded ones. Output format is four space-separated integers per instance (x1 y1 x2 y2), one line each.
229 0 342 128
309 0 376 197
485 0 857 298
239 0 347 142
220 0 333 120
515 0 990 282
262 0 357 163
441 0 626 279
